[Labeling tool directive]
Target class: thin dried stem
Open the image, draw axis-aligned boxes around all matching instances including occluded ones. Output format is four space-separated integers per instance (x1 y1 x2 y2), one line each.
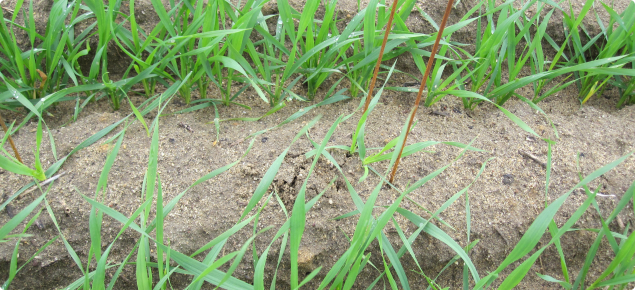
0 111 23 163
0 6 14 14
389 0 455 183
362 0 399 114
23 171 67 196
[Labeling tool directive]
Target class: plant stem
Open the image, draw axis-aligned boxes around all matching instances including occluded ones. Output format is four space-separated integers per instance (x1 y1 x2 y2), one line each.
362 0 399 114
389 0 455 183
0 111 23 163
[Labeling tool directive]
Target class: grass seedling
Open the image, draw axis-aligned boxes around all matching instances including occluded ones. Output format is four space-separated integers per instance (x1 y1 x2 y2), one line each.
213 0 271 106
247 1 305 105
490 0 557 105
311 137 481 289
379 2 482 108
338 0 415 99
389 0 454 183
357 158 490 289
0 118 45 181
574 2 635 106
0 0 92 99
248 0 358 105
361 0 399 113
0 192 52 289
2 207 58 289
289 0 339 100
275 0 328 100
83 0 118 96
109 0 170 99
453 0 560 108
58 79 251 289
78 116 324 289
290 115 341 288
264 0 356 102
110 0 264 108
0 181 52 274
474 151 633 289
0 112 22 163
350 61 397 157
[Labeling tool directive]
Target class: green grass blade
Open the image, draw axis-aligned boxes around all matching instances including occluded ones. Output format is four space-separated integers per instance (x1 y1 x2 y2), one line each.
239 115 321 221
476 151 633 289
290 114 341 288
126 96 149 136
0 192 45 241
380 232 410 290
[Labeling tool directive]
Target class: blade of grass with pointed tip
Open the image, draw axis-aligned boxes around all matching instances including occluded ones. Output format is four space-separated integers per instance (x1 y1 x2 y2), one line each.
239 115 321 221
45 198 85 279
219 102 285 122
381 231 410 290
96 198 153 289
364 140 483 164
83 194 254 289
476 152 633 289
247 94 349 139
90 128 126 289
383 144 482 284
290 114 342 288
0 192 45 242
499 190 599 288
351 61 397 155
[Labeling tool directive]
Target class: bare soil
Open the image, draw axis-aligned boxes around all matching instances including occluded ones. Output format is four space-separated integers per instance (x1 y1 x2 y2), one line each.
0 72 634 289
1 0 635 289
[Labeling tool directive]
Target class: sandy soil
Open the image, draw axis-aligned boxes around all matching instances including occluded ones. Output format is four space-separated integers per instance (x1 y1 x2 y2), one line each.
0 70 634 289
1 0 634 288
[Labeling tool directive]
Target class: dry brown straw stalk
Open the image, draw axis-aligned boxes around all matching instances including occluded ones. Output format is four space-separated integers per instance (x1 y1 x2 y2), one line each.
389 0 455 183
362 0 399 114
0 111 23 163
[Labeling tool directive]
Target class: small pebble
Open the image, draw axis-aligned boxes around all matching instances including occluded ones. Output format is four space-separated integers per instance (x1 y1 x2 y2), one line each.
502 174 514 185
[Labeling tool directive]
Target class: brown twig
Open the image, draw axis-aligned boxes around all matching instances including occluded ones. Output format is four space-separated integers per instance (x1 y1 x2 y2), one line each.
361 0 399 114
0 111 23 163
519 150 547 168
389 0 455 183
1 6 15 14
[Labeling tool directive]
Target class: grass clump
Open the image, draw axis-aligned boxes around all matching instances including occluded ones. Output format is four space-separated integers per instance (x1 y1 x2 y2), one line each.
2 0 634 111
566 0 635 107
0 0 82 98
